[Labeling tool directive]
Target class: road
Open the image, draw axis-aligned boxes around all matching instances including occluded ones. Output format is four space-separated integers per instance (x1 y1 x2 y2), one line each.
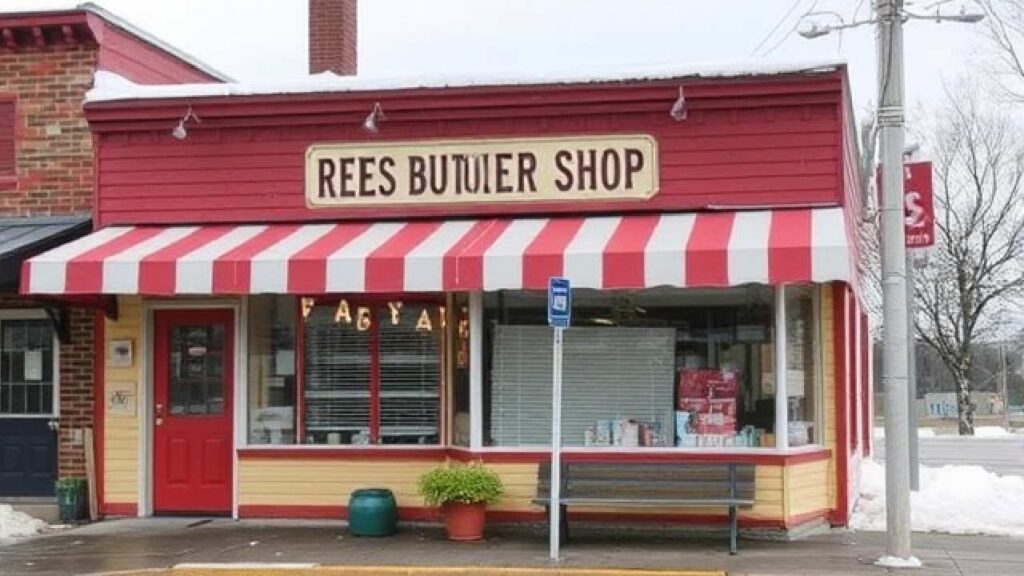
875 434 1024 477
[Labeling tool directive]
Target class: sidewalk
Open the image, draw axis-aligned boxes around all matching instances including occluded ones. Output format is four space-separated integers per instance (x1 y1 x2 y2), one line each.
1 518 1021 576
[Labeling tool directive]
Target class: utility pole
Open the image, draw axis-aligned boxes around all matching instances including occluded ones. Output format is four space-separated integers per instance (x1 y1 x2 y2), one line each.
1000 342 1010 431
877 0 913 560
797 0 984 566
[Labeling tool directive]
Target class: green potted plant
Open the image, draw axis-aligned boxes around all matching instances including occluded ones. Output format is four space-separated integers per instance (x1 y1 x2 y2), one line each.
418 463 504 541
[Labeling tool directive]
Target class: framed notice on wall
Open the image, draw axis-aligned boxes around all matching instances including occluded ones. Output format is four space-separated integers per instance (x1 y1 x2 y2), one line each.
108 339 133 368
107 382 136 417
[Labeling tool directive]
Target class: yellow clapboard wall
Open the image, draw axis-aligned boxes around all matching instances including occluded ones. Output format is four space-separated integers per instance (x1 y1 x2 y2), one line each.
238 458 790 523
103 296 143 508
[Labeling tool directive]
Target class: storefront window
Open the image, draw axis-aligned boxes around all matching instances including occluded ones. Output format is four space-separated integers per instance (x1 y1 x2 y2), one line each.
247 295 297 444
482 287 810 449
785 285 819 447
302 298 443 445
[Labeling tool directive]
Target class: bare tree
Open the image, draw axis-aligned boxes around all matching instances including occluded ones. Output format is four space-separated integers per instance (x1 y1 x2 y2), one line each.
914 86 1024 435
979 0 1024 100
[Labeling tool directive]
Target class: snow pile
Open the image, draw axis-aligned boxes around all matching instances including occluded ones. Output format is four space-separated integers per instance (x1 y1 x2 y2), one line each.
0 505 46 542
875 556 922 568
851 459 1024 536
86 57 845 103
973 426 1012 438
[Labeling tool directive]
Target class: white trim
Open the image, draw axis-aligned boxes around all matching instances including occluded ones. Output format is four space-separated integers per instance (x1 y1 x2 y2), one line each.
814 285 825 447
140 298 242 518
139 304 152 517
469 292 483 450
233 297 247 520
448 445 827 456
774 284 789 450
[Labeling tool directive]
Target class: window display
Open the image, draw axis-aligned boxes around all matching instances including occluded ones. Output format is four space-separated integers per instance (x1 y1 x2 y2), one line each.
482 286 817 449
247 296 445 446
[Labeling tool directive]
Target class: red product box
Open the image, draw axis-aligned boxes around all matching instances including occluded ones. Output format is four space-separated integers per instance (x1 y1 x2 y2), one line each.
708 371 738 398
678 397 711 413
709 398 737 418
678 369 717 398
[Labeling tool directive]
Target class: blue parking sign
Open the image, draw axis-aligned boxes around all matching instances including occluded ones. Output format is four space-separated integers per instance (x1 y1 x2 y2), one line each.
547 277 572 328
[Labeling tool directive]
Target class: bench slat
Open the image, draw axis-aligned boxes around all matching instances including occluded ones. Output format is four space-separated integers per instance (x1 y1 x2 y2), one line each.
532 498 756 507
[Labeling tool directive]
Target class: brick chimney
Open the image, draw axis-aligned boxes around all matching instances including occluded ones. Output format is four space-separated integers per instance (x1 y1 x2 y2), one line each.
309 0 357 75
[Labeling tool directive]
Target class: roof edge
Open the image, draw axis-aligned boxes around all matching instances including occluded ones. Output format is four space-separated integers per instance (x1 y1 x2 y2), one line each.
78 2 233 82
86 57 846 104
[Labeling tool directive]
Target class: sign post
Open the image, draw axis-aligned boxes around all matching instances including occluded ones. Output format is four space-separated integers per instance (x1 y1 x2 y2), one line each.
903 160 932 491
547 277 571 562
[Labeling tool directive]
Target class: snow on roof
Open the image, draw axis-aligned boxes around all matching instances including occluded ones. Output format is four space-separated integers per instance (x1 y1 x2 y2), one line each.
78 3 232 82
86 57 846 104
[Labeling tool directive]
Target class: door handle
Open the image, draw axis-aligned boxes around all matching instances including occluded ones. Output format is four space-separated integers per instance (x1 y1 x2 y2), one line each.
47 419 59 432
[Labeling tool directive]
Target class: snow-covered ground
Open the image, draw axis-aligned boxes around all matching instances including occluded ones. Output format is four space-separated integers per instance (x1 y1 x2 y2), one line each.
850 459 1024 536
0 505 46 543
873 426 1020 438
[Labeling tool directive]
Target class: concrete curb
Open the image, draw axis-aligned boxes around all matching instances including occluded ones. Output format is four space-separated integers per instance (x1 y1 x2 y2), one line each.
97 564 726 576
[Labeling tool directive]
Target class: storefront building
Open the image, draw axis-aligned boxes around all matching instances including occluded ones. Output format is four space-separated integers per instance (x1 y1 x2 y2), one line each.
22 58 872 533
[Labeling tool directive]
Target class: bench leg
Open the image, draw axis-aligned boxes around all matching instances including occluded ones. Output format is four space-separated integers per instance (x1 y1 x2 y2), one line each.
560 504 570 543
728 505 738 555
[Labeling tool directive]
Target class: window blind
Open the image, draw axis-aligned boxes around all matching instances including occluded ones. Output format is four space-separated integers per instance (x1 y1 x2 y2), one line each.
377 308 440 444
489 325 676 447
303 307 371 442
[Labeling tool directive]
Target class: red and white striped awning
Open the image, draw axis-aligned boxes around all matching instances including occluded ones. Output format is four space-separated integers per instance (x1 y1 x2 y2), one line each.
21 208 852 296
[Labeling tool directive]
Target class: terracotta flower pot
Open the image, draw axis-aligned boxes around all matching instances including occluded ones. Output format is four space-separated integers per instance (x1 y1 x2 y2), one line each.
442 501 487 541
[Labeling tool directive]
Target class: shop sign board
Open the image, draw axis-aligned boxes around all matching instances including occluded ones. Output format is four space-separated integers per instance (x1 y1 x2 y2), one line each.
903 161 935 248
306 135 658 208
876 161 935 248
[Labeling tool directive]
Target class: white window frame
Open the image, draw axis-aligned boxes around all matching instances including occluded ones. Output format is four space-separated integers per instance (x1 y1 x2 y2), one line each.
467 285 827 455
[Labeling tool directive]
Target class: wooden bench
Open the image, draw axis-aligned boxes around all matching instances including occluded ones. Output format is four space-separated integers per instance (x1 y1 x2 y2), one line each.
534 461 756 554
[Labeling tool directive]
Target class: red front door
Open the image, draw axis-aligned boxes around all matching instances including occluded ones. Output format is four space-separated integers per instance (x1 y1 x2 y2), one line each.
153 309 234 514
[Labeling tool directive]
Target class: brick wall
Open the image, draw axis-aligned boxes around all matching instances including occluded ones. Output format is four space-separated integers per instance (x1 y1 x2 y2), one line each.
309 0 357 75
0 43 96 216
58 309 95 479
0 43 98 483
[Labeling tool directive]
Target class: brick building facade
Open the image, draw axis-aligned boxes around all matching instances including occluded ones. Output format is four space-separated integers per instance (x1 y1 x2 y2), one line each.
0 5 224 506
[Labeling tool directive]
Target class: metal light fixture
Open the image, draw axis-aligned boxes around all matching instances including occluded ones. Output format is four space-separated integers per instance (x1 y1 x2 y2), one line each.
362 102 385 133
171 106 200 140
669 86 687 121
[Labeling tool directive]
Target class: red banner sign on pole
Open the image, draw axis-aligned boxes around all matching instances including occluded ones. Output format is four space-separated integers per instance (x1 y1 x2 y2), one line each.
903 161 934 248
877 161 935 248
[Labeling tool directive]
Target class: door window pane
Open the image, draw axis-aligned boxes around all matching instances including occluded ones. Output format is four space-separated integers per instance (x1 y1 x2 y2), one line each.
0 319 54 416
168 324 226 416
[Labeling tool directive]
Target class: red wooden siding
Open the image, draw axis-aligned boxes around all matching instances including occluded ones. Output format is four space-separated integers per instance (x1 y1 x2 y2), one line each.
94 94 843 226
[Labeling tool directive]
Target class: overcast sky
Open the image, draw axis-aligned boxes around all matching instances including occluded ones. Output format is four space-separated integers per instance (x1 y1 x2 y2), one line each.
0 0 999 122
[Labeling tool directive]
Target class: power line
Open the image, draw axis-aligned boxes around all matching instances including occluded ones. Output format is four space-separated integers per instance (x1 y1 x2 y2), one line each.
762 0 821 57
750 0 805 56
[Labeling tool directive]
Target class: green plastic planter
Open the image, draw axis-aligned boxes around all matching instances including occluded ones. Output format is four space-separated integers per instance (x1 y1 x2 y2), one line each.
55 478 86 523
348 488 397 537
